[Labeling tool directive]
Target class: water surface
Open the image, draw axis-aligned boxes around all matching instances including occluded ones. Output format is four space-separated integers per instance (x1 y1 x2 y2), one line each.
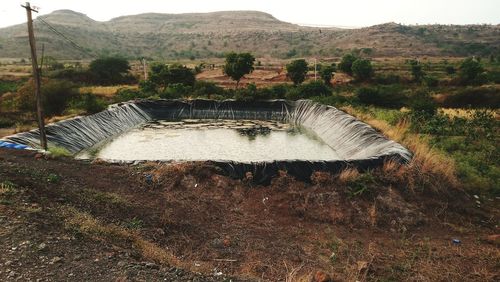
77 119 340 162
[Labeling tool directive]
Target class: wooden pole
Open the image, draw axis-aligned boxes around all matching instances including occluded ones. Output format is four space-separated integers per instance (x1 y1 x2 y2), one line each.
142 58 148 80
22 2 47 150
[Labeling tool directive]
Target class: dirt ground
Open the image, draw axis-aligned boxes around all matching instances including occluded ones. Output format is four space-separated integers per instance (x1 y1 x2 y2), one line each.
0 148 499 281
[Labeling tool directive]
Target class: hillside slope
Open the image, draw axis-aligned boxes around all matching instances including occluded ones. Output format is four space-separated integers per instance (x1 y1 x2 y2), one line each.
0 10 499 60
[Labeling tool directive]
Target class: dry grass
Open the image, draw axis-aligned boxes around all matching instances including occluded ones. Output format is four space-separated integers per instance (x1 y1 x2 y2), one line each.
337 168 360 183
59 205 181 266
79 85 138 98
344 107 460 193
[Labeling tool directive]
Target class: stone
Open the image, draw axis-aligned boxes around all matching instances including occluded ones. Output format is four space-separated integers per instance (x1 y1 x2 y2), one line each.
311 271 332 282
38 242 47 251
49 256 63 264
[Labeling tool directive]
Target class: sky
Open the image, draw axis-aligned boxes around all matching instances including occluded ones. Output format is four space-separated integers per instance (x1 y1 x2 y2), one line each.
1 0 499 28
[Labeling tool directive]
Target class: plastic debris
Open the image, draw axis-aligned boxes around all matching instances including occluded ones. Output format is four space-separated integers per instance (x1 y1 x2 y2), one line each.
452 239 461 244
145 174 153 184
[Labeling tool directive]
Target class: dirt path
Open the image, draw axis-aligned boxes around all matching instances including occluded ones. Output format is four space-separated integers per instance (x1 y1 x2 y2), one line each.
0 149 498 281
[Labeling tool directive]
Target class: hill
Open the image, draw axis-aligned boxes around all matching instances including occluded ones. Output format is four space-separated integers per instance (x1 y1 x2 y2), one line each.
0 10 499 60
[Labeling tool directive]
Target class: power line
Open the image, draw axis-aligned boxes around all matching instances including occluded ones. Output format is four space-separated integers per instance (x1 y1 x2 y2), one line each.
35 17 96 58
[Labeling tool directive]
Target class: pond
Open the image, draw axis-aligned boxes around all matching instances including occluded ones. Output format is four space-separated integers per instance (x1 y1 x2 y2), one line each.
77 119 340 162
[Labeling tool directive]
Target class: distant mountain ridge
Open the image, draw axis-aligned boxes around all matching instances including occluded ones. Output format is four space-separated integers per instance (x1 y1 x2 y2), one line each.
0 9 498 60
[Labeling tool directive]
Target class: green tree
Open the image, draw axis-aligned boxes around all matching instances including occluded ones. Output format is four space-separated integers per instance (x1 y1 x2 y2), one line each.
286 59 309 85
408 60 425 82
458 57 484 85
351 59 373 81
223 52 255 88
338 53 358 75
88 57 131 85
149 63 195 91
319 64 336 85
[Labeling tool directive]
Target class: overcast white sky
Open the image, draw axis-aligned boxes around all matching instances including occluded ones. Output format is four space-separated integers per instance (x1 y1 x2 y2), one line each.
1 0 499 28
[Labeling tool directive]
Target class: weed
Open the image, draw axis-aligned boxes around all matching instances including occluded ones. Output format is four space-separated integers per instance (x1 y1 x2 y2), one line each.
46 173 61 183
48 146 72 157
124 217 144 230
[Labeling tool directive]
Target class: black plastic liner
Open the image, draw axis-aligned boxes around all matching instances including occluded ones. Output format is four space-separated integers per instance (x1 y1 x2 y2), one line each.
1 99 412 183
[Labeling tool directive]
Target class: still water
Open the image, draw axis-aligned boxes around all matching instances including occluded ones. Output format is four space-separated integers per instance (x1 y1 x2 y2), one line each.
77 119 340 162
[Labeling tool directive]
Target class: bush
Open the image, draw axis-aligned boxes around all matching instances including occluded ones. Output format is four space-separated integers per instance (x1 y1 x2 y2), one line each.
458 57 484 85
338 53 358 75
487 71 500 84
445 65 456 75
424 76 439 87
357 85 407 108
69 93 107 114
149 63 196 91
319 64 336 85
441 87 500 108
409 90 437 116
48 68 92 84
114 88 149 103
192 81 224 98
89 57 132 85
408 60 425 82
159 83 192 99
374 74 401 85
0 80 18 95
16 79 78 116
351 59 373 81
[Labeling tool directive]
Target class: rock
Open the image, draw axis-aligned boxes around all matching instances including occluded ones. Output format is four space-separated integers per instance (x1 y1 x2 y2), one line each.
311 271 332 282
117 261 127 267
4 260 13 266
49 256 63 264
145 262 159 269
38 242 47 251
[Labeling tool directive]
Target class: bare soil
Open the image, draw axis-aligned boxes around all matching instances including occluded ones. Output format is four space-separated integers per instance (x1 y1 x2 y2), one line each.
0 149 499 281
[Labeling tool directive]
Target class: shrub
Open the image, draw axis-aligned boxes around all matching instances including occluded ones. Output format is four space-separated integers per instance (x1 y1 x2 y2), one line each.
69 93 107 114
351 59 373 81
286 59 309 85
297 81 331 98
338 53 357 75
424 76 439 87
267 84 290 99
0 80 18 95
374 74 401 85
16 79 78 116
357 85 407 108
48 68 91 84
441 87 500 108
192 81 224 98
445 65 456 75
487 71 500 84
159 83 192 99
149 63 196 91
458 57 484 85
114 88 149 103
319 64 336 85
89 57 132 85
409 90 438 116
408 59 425 82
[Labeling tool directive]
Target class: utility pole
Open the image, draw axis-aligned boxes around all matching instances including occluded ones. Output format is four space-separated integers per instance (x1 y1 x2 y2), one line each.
22 2 47 150
314 58 317 81
142 58 148 80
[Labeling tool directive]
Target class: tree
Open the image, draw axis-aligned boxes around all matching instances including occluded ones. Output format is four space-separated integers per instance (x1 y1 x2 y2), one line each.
286 59 308 85
352 59 373 81
223 52 255 88
149 63 195 91
408 59 425 82
88 57 131 85
458 57 484 85
319 64 336 85
338 53 358 75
